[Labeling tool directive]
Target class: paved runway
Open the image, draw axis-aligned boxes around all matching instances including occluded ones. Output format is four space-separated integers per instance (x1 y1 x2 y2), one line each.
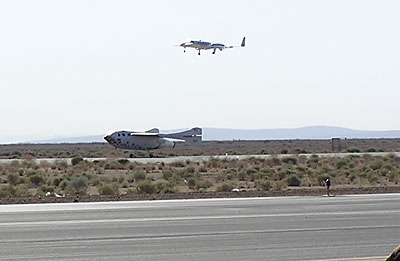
1 152 399 165
0 194 399 260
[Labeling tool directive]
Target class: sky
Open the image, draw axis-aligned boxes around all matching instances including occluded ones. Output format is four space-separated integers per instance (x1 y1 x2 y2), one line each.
0 0 399 143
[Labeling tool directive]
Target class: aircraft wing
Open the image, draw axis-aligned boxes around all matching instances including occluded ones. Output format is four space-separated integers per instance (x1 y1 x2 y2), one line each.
130 132 160 137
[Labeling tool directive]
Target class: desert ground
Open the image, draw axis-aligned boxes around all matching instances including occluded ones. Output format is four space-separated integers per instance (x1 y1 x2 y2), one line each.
0 139 399 204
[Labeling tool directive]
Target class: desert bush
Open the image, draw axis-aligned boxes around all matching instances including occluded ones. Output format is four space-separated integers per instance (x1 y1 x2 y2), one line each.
383 164 392 171
195 180 212 190
59 180 69 190
98 183 119 195
281 157 298 165
18 176 26 184
369 160 383 171
0 185 16 197
132 170 146 181
246 168 258 175
30 173 45 186
40 184 54 193
170 161 186 168
267 157 281 167
261 167 274 175
286 174 301 186
187 177 196 189
367 172 378 184
198 166 207 173
388 171 399 182
170 173 184 185
9 161 20 168
118 175 125 183
272 181 285 191
348 173 357 183
295 149 308 154
295 165 308 173
15 185 31 197
336 160 347 169
208 158 221 168
257 180 271 191
90 178 101 186
69 176 88 194
238 171 247 181
55 160 68 170
358 171 367 178
161 186 176 193
223 168 237 175
227 173 236 181
162 169 173 180
185 165 196 174
71 157 84 166
308 155 319 163
118 159 129 165
347 148 360 153
52 177 64 187
278 167 297 181
7 173 19 186
156 181 176 194
137 180 156 194
176 167 196 179
216 183 234 192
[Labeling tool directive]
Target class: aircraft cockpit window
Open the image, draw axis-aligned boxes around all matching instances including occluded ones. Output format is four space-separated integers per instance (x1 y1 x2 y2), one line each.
122 133 125 136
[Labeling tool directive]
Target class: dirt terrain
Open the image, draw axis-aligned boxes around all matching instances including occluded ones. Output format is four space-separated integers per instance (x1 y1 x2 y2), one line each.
0 139 399 204
1 185 399 205
1 139 400 159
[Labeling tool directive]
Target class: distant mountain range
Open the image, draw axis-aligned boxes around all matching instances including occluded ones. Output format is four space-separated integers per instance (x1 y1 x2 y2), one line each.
32 126 400 143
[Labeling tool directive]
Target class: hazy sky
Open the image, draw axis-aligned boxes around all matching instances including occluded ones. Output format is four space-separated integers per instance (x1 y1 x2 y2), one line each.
1 0 399 143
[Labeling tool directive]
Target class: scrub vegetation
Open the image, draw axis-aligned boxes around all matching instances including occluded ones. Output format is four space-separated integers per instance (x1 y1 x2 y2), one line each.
1 139 400 159
0 154 399 198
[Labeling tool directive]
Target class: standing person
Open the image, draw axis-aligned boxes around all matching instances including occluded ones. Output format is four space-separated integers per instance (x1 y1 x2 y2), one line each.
325 178 331 197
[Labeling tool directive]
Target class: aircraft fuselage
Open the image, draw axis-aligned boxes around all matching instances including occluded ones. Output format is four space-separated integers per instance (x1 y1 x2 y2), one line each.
104 128 202 151
104 131 175 150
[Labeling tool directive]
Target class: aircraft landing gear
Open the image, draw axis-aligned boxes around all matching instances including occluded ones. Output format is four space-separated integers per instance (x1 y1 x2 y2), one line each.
184 48 186 53
212 49 216 54
198 50 201 55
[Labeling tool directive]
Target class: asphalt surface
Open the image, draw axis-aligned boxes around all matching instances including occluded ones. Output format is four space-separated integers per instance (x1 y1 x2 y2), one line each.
1 152 399 165
0 194 399 260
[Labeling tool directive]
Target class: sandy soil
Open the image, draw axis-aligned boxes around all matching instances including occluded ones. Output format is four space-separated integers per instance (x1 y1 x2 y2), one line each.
1 186 399 205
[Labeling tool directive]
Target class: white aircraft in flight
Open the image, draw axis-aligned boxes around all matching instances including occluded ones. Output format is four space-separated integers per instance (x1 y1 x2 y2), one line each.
104 127 202 157
178 37 246 55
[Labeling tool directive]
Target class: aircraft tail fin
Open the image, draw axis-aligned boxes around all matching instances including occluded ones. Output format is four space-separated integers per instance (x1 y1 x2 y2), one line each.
164 127 202 144
146 128 159 133
241 37 246 47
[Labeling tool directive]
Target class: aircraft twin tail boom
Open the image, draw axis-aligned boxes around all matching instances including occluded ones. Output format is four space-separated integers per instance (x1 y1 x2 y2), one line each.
177 37 245 55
